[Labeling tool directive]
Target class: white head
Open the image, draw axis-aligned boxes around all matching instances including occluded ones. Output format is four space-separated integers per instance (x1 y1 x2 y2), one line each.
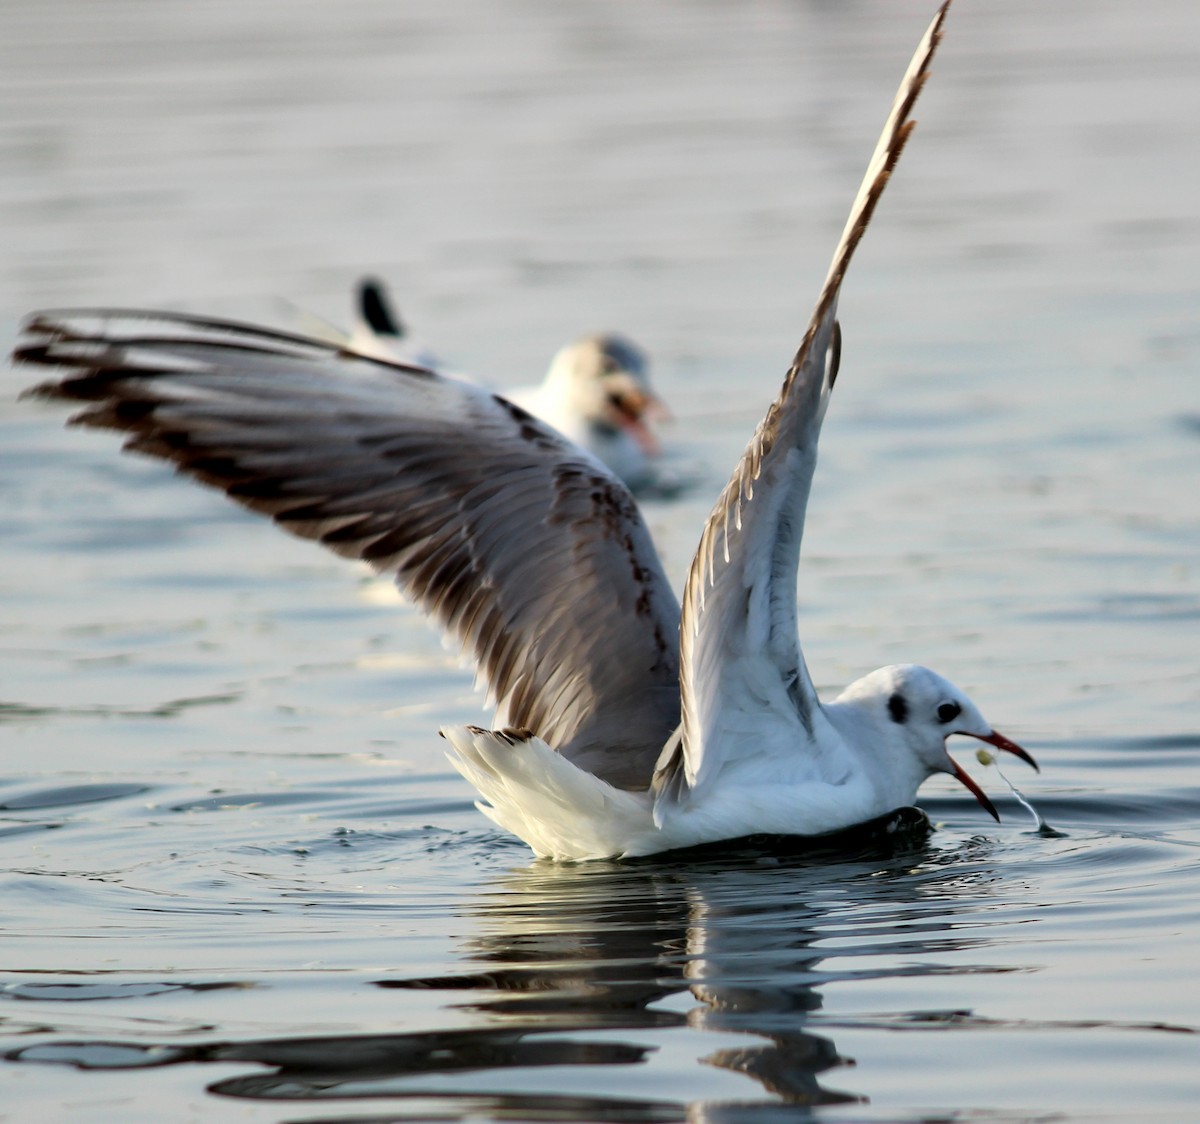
832 664 1037 819
543 334 663 453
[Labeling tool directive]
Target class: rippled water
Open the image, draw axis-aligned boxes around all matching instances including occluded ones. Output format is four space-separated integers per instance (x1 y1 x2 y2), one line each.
2 0 1199 1119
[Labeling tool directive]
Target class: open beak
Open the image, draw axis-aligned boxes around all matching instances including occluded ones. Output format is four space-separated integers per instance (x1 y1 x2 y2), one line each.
949 757 999 821
608 387 665 456
947 729 1038 822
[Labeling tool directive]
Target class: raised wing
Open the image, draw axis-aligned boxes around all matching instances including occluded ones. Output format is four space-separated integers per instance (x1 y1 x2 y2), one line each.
16 311 681 789
658 2 951 804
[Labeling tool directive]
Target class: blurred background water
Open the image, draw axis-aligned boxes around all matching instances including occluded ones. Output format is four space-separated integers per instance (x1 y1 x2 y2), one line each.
2 0 1199 1120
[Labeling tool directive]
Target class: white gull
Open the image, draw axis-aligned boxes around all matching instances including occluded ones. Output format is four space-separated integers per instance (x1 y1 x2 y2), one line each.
346 276 666 492
16 0 1036 862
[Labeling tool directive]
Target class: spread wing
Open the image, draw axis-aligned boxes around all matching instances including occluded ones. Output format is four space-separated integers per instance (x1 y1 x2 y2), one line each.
657 2 951 805
16 311 680 789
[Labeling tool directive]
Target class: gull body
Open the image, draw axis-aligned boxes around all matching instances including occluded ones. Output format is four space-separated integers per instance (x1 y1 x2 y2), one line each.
15 0 1036 862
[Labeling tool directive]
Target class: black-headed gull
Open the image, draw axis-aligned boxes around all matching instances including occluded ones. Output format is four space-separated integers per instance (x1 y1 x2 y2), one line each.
16 0 1036 862
345 276 666 491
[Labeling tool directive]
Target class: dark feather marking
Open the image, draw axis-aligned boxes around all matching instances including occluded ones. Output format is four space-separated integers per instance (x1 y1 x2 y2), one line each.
358 278 404 338
495 395 562 452
827 321 843 389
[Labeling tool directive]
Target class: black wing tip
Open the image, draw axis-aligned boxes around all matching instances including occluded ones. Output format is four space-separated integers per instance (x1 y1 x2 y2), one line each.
12 330 132 405
357 277 404 339
935 0 953 35
780 1 951 393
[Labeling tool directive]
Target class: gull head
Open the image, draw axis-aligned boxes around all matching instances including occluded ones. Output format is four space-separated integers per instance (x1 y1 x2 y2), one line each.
544 334 663 453
833 664 1038 821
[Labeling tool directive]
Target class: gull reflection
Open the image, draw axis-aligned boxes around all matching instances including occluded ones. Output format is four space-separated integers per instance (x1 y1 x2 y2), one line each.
430 810 942 1113
9 811 1016 1120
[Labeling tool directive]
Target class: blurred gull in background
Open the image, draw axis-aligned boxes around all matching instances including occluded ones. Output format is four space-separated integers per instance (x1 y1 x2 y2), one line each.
346 277 668 492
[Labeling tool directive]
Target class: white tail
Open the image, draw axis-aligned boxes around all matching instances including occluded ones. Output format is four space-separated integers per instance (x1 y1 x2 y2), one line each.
441 726 656 861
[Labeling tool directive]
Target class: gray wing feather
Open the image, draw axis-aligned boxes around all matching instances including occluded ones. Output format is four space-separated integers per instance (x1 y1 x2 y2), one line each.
16 311 680 789
659 2 951 800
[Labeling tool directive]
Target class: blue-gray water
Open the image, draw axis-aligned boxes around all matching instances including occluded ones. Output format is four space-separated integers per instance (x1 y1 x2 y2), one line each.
2 1 1199 1119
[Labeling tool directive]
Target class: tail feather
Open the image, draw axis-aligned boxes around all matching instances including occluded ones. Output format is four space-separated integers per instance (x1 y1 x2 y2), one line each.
441 726 653 861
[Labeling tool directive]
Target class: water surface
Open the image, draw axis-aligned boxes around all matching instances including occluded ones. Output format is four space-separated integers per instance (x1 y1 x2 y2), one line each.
2 1 1199 1119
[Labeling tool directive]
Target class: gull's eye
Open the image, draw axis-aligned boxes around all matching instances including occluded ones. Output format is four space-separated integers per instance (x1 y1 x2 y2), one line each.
936 701 962 724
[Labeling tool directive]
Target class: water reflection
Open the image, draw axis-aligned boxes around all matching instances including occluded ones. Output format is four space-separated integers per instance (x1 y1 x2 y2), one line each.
10 811 1032 1118
431 810 961 1113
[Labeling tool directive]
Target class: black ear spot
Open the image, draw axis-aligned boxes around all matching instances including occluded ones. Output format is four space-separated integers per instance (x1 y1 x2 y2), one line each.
937 701 962 724
887 692 908 725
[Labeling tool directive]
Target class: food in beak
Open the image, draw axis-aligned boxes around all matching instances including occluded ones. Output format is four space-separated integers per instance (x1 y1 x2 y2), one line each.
947 729 1037 821
971 730 1039 773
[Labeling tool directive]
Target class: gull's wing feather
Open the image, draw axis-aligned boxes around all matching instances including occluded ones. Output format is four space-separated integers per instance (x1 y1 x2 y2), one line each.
16 311 680 789
658 2 951 804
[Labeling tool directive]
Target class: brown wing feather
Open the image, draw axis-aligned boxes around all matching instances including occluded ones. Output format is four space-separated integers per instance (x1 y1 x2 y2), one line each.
17 310 680 789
